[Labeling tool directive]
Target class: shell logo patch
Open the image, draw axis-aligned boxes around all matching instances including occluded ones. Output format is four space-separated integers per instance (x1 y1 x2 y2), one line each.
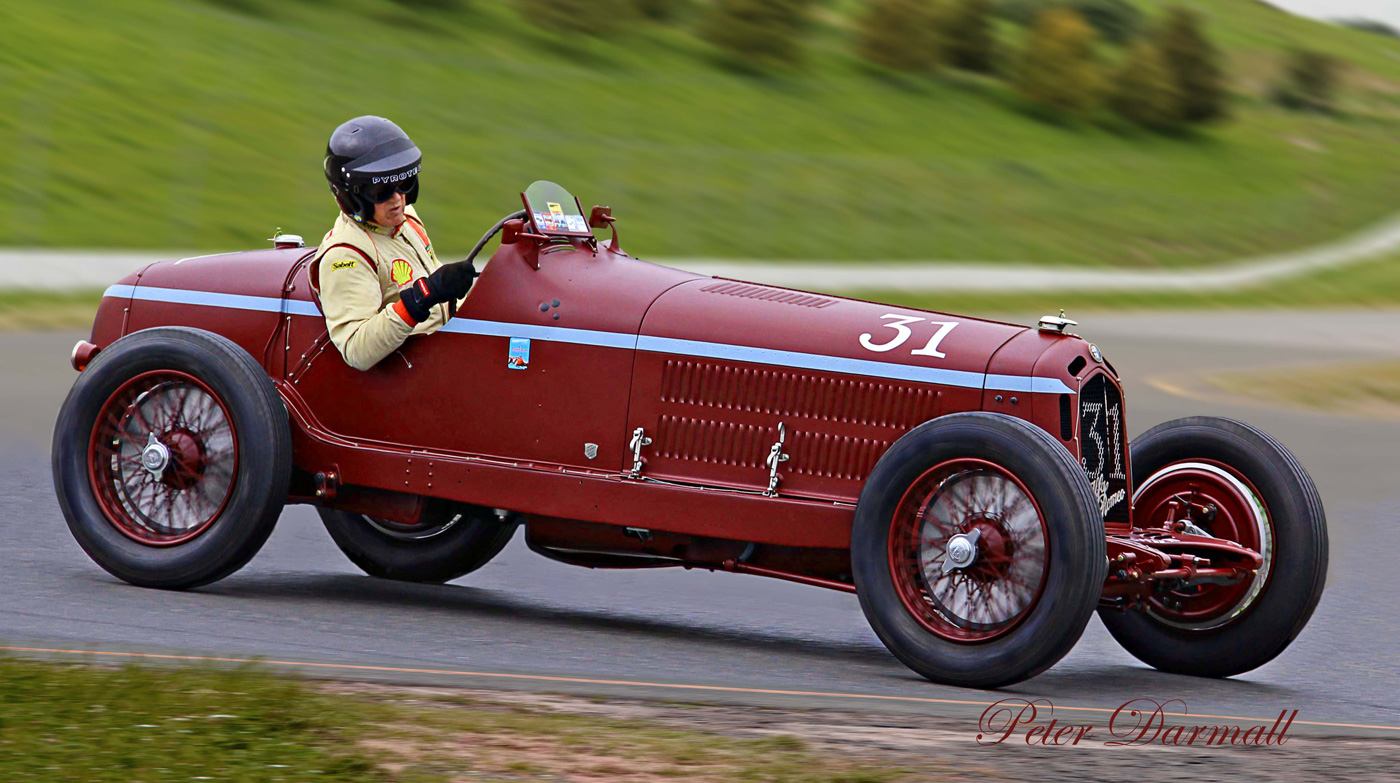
390 258 413 288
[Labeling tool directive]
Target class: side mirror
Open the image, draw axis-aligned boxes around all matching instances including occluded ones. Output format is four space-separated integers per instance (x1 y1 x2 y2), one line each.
501 218 524 244
589 206 624 254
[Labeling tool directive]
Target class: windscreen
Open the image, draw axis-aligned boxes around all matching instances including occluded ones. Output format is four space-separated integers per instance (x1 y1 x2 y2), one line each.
522 181 593 238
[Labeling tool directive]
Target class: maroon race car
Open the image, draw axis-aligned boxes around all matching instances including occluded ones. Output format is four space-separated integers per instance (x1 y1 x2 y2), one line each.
53 181 1328 688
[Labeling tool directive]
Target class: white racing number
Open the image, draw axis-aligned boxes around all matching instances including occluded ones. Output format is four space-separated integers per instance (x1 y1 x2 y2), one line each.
858 315 921 353
1081 384 1128 518
859 314 959 359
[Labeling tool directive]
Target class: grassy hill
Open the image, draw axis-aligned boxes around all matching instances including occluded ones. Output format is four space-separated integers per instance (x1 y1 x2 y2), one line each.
1 0 1399 267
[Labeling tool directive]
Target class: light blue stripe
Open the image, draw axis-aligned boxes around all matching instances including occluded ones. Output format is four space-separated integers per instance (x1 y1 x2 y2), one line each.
637 335 989 390
441 318 637 349
117 285 321 317
104 285 1074 394
985 374 1075 395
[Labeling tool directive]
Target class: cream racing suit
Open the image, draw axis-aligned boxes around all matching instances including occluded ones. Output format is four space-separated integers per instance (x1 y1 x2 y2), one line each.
311 205 456 371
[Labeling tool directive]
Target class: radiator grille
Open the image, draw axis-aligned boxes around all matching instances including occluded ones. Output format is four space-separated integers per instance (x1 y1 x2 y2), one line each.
1079 373 1130 526
659 359 941 429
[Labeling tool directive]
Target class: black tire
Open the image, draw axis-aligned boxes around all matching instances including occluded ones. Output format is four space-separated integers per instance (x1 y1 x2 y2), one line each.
852 412 1107 689
52 327 292 589
319 501 518 584
1099 417 1328 677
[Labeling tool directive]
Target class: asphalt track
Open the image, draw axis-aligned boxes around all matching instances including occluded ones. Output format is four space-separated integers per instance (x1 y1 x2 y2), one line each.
3 312 1399 735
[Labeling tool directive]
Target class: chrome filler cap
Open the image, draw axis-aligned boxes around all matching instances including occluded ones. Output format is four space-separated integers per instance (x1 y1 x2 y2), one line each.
1038 309 1078 334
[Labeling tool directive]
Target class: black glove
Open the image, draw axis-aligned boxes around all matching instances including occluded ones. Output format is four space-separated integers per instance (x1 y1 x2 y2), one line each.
399 261 477 324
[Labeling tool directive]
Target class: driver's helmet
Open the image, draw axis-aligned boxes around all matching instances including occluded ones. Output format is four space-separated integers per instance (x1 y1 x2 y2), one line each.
323 116 421 223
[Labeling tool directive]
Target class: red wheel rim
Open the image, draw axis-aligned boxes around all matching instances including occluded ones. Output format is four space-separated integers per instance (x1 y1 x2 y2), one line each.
887 459 1050 643
1134 460 1274 630
86 370 239 546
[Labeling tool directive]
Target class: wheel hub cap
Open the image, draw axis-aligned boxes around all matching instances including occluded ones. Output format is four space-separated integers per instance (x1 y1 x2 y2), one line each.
941 529 981 573
140 433 170 477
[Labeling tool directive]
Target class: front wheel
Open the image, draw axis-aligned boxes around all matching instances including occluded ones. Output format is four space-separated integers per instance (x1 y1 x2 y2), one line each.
852 412 1107 689
1099 417 1328 677
52 327 292 589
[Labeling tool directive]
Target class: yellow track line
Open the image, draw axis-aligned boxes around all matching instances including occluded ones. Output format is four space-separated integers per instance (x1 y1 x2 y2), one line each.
4 645 1397 732
1145 373 1218 404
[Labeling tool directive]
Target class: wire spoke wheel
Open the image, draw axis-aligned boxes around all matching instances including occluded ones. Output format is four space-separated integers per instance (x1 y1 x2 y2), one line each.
56 328 291 588
853 413 1104 688
888 458 1049 642
1134 460 1273 630
86 370 238 546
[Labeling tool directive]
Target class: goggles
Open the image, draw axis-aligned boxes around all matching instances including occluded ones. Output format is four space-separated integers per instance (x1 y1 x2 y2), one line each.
361 174 417 204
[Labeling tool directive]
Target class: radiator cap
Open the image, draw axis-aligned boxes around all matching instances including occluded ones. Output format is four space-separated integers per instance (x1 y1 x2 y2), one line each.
1038 309 1078 334
268 227 305 249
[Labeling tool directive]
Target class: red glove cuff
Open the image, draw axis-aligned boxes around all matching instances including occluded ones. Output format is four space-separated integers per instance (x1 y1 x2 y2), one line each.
391 299 417 326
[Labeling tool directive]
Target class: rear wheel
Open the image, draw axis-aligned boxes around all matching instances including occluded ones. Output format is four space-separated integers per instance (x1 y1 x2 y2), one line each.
320 502 518 584
1099 417 1328 677
852 413 1106 689
52 327 292 589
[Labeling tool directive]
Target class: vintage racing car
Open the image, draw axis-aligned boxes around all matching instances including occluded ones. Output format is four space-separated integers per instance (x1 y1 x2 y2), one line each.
53 182 1328 688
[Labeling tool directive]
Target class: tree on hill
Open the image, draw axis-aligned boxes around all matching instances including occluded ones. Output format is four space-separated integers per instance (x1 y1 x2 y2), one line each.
635 0 692 22
1154 7 1227 123
942 0 998 73
1334 18 1399 38
998 0 1141 45
1014 7 1102 118
1108 41 1183 130
702 0 817 70
516 0 635 35
391 0 465 9
857 0 944 74
1070 0 1142 44
1272 49 1343 112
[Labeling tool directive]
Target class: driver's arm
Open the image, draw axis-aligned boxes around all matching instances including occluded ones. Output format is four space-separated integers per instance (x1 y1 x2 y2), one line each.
317 247 416 371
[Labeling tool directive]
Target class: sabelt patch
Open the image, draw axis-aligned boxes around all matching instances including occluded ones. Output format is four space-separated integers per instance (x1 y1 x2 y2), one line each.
330 258 357 271
390 258 413 287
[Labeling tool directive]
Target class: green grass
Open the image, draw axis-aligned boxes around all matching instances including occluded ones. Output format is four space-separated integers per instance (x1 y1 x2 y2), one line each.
0 289 103 331
0 655 906 783
1205 359 1400 418
1 0 1399 266
0 657 378 781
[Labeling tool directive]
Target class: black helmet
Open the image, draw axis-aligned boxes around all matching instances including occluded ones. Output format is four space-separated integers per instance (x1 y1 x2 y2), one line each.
323 116 421 223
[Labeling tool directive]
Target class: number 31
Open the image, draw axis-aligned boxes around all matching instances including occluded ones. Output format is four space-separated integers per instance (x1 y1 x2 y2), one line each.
859 314 958 359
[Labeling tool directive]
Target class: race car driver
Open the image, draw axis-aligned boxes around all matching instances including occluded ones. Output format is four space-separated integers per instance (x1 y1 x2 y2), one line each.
312 116 476 371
